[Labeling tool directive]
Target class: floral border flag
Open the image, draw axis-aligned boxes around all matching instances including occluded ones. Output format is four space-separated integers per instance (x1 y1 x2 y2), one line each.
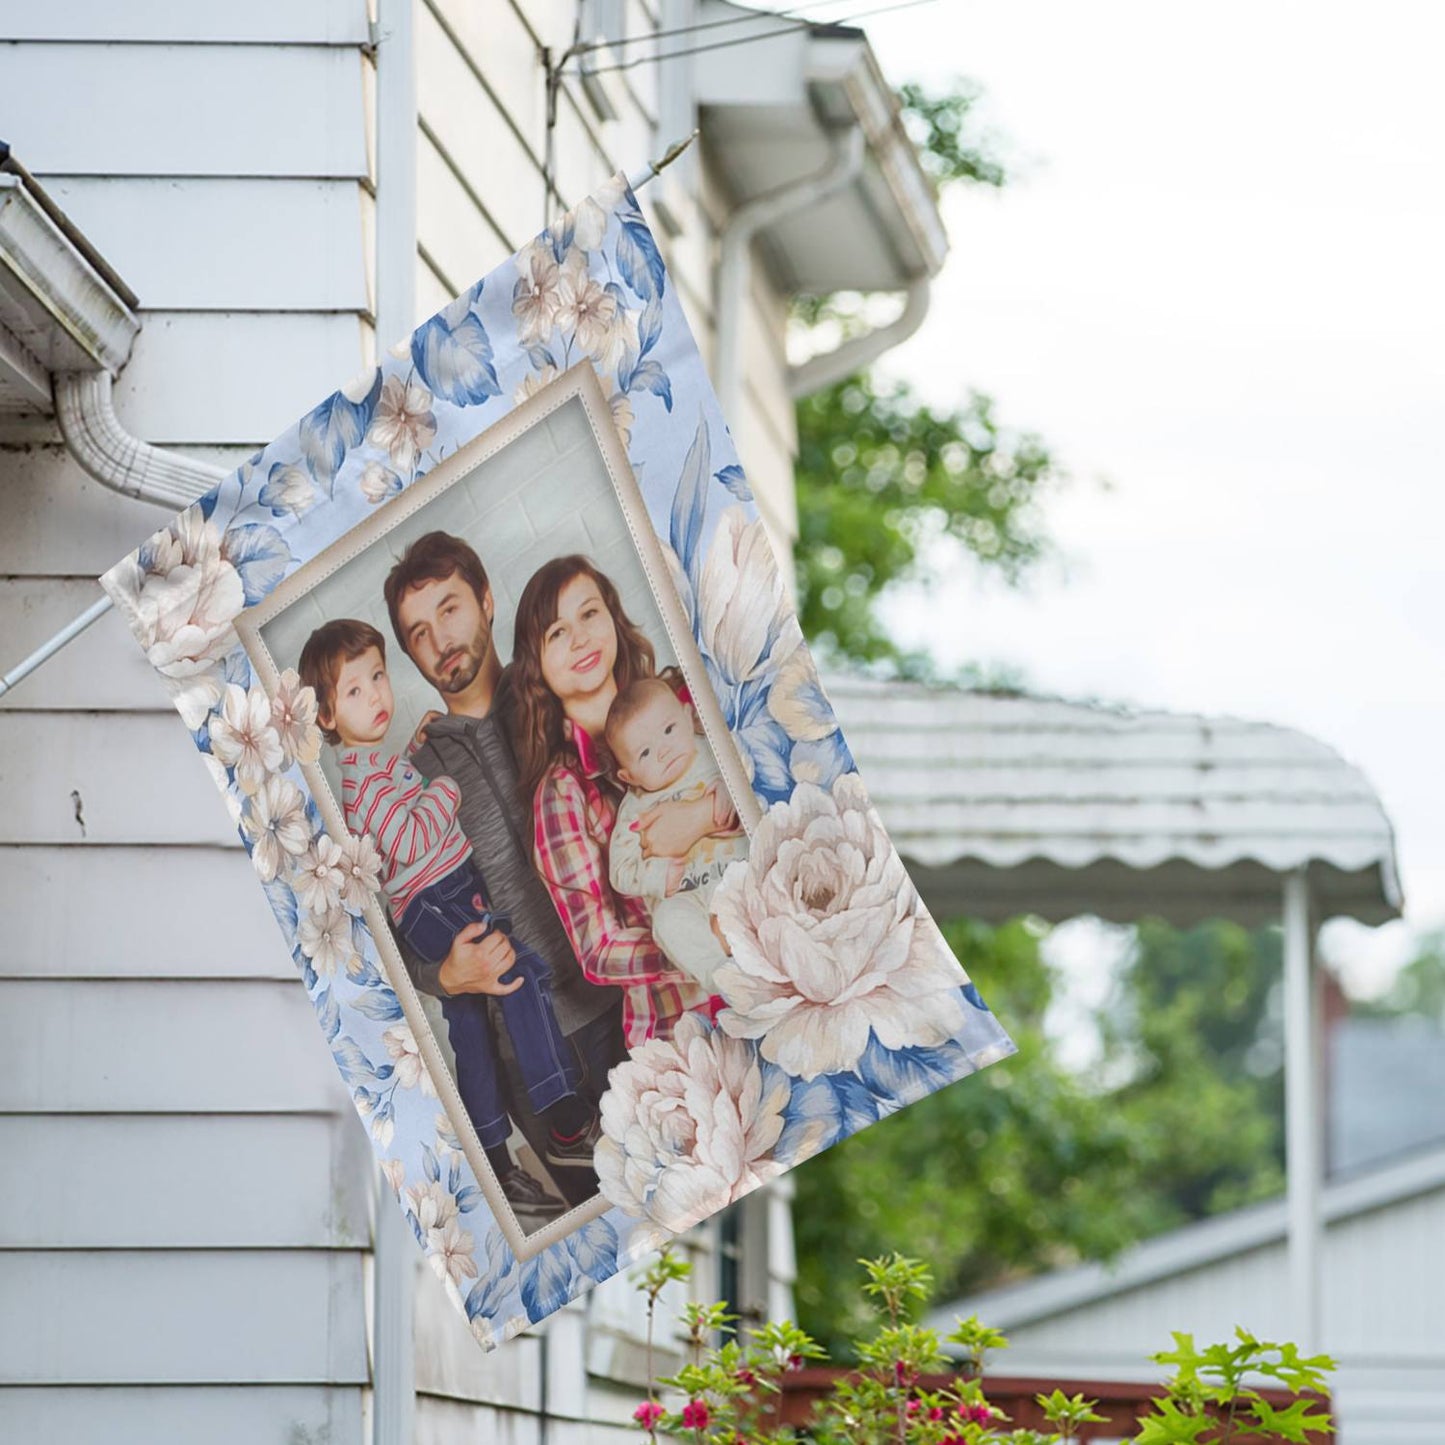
99 174 1016 1346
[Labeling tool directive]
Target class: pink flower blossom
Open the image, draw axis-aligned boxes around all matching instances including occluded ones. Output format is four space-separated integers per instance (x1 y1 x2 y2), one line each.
632 1400 665 1429
680 1400 710 1430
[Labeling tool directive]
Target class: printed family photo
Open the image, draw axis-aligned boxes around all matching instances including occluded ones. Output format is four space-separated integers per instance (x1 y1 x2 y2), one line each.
238 366 756 1253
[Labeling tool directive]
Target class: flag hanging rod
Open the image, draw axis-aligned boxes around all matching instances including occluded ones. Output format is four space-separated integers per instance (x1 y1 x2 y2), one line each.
0 134 696 705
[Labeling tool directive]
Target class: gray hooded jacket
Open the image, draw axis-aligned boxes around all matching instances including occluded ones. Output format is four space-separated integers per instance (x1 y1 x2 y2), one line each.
406 692 619 1037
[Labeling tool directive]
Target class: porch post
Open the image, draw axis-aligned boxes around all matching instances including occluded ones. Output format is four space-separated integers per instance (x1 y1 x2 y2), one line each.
1282 867 1321 1349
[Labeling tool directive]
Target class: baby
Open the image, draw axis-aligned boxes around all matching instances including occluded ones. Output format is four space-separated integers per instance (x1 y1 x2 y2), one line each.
604 676 748 992
298 619 594 1210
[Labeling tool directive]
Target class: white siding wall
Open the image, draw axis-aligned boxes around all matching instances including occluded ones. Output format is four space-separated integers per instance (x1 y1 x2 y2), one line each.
0 4 377 1439
987 1188 1445 1445
1 0 803 1439
412 0 801 562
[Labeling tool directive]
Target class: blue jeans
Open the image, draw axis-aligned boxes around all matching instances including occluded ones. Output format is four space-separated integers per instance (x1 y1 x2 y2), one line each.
397 860 580 1152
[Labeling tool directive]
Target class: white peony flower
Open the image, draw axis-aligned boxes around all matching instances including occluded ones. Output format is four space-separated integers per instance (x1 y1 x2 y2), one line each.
367 375 436 474
242 774 311 883
201 753 245 831
513 363 559 406
406 1178 458 1233
371 1112 395 1148
337 832 383 912
554 264 618 361
767 643 837 743
208 683 285 794
259 462 317 518
712 774 968 1081
358 459 402 504
594 1013 789 1233
382 1023 437 1096
427 1217 478 1286
294 834 348 915
434 1113 464 1155
696 506 800 687
380 1158 408 1194
269 669 322 767
607 385 635 451
113 510 245 725
559 171 629 252
298 904 358 977
589 302 639 375
512 243 563 347
340 365 380 403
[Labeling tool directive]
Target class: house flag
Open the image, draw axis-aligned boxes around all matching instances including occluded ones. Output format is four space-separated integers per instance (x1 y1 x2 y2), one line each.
99 174 1016 1346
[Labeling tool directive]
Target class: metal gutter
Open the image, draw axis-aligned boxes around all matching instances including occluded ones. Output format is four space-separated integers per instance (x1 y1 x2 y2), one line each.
714 123 866 422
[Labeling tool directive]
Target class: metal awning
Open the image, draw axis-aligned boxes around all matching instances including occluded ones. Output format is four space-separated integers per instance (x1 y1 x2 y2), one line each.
0 146 139 420
694 3 948 293
830 673 1402 1352
828 675 1403 928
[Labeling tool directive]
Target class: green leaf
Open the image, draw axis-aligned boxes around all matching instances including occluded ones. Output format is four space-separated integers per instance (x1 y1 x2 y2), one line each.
1248 1396 1336 1441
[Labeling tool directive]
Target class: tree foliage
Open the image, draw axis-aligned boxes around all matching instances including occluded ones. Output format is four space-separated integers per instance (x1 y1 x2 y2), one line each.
793 918 1288 1356
789 83 1286 1358
792 80 1059 674
795 379 1055 670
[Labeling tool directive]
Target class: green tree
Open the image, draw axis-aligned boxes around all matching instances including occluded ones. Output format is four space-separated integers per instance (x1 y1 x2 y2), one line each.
792 81 1061 673
793 918 1290 1355
788 82 1316 1362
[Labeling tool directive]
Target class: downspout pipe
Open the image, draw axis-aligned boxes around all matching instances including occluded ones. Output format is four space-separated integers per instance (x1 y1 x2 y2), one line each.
786 272 931 399
714 123 865 423
53 370 227 508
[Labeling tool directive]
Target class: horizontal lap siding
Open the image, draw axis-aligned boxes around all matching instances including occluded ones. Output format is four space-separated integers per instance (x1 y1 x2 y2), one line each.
0 1385 364 1445
0 846 290 978
42 178 371 313
0 979 349 1113
0 44 369 179
0 1113 371 1247
0 18 374 1438
0 0 368 44
0 1249 369 1384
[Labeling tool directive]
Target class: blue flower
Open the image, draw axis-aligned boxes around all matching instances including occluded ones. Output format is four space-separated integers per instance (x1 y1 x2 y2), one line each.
221 523 294 605
411 282 501 407
520 1242 577 1323
257 462 318 517
775 1071 882 1165
297 370 382 488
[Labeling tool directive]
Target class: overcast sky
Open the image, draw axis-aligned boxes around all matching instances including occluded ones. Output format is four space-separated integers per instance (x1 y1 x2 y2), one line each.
831 0 1445 995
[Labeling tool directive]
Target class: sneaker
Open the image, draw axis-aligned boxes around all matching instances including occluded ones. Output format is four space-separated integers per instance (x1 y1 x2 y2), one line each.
497 1165 566 1228
544 1115 602 1171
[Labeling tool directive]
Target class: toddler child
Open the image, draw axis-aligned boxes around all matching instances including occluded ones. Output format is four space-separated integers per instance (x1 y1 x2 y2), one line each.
604 676 748 992
299 619 595 1214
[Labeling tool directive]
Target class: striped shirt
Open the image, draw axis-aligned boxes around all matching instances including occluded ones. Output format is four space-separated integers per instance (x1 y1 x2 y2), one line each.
532 718 706 1048
339 749 473 918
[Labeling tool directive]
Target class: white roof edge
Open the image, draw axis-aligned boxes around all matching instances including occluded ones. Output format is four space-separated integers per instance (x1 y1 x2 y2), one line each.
930 1143 1445 1337
826 674 1404 917
0 172 139 378
805 35 949 276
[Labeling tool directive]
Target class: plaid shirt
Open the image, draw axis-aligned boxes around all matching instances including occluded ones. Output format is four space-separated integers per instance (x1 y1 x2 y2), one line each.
532 718 706 1047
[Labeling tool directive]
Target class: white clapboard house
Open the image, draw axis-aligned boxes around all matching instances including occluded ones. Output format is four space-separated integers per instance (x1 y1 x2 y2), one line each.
0 2 949 1439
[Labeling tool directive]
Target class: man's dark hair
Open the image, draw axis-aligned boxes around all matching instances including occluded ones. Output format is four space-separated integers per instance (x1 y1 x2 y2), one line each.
384 531 491 660
299 618 387 745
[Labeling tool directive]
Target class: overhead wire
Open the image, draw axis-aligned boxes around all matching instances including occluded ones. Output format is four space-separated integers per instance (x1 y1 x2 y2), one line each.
568 0 939 77
564 0 873 59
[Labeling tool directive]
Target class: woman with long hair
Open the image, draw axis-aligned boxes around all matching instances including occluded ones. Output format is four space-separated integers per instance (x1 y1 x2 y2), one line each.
511 555 720 1047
